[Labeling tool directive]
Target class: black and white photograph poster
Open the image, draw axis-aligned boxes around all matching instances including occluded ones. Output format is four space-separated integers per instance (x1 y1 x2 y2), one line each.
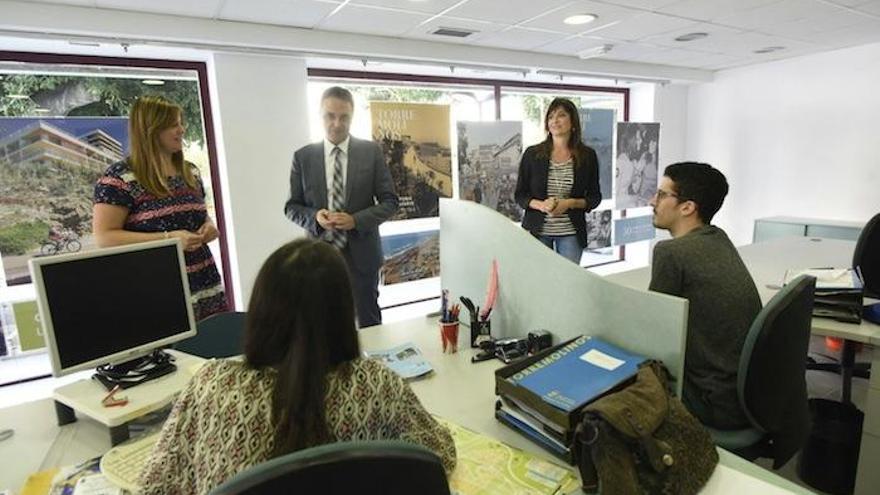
585 209 613 249
457 121 523 222
615 122 660 209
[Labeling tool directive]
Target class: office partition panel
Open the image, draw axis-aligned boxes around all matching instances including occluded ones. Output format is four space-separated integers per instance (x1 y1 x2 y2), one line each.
439 198 688 391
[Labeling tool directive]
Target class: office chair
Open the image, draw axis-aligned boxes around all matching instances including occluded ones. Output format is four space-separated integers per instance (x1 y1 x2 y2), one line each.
173 311 246 358
707 275 816 469
806 213 878 384
208 440 451 495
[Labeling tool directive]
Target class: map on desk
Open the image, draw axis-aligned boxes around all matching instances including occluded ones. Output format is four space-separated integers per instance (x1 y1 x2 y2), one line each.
438 418 579 495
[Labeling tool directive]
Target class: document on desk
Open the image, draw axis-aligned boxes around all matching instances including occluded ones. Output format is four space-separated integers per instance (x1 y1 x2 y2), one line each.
783 268 862 290
364 343 433 380
438 418 578 495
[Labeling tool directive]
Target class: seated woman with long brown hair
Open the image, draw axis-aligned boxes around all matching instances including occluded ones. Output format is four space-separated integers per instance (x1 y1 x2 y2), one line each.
138 239 456 494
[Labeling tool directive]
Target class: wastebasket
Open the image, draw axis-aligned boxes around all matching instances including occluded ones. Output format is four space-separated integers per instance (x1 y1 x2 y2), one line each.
797 398 864 495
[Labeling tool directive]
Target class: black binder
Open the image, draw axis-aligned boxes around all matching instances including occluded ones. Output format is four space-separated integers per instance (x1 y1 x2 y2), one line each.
785 268 863 323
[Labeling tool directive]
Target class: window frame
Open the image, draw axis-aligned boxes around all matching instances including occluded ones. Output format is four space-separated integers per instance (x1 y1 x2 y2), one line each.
0 49 235 308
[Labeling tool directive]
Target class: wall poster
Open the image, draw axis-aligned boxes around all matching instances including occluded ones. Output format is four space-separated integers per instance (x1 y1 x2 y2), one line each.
370 102 452 220
615 122 660 209
457 121 523 222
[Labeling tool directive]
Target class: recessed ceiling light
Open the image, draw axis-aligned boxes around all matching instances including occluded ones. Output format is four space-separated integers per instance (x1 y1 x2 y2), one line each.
141 79 165 86
674 32 708 42
564 14 598 25
6 94 29 100
754 46 785 54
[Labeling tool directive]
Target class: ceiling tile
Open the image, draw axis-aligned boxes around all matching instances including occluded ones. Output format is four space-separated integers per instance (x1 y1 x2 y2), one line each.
598 41 672 61
715 0 843 30
218 0 339 28
520 0 642 35
766 9 871 41
95 0 223 18
318 4 430 36
596 0 679 9
808 19 880 47
534 35 612 55
351 0 465 15
476 27 568 51
853 0 880 14
445 0 571 25
582 12 700 41
406 15 507 43
657 0 785 22
641 22 745 50
26 0 96 6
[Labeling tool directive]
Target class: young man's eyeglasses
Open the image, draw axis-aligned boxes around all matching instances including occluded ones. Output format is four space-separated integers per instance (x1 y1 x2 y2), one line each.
654 189 680 201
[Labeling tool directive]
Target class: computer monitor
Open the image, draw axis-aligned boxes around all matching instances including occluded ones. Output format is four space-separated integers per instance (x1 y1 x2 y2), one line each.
29 238 197 381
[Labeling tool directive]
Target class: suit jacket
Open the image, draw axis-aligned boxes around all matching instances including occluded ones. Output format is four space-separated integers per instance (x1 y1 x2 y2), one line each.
514 144 602 248
284 136 399 274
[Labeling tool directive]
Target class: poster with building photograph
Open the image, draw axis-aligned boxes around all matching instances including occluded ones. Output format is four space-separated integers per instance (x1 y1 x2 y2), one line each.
615 122 659 209
457 121 523 222
585 209 613 249
0 117 128 286
380 229 440 285
371 102 452 220
580 108 614 200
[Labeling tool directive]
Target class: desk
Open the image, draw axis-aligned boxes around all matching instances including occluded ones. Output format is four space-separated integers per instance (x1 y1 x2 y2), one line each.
606 235 880 495
1 317 812 494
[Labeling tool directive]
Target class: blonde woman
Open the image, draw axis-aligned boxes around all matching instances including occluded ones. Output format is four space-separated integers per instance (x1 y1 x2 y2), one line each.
93 95 227 320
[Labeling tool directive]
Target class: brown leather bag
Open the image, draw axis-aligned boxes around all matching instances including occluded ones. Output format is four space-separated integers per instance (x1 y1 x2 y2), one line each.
573 361 718 495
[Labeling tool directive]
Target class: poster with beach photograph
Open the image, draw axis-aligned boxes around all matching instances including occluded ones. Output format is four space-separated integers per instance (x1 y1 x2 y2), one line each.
0 117 128 286
457 121 523 222
580 108 614 200
380 230 440 285
371 102 452 220
585 209 613 249
615 122 659 209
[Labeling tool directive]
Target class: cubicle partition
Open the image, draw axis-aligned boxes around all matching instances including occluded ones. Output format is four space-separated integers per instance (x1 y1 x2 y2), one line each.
439 199 689 390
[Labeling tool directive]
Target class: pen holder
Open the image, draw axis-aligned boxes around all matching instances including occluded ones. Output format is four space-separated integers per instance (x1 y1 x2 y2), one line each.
440 320 460 353
470 318 491 348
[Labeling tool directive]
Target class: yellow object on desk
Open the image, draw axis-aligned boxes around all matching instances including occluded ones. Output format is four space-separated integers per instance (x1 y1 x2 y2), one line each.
438 418 579 495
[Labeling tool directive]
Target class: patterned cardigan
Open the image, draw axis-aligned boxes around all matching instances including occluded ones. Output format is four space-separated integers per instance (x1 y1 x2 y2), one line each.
138 358 456 494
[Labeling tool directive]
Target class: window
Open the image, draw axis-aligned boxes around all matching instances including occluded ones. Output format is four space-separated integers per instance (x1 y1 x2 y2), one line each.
308 70 630 308
0 52 229 383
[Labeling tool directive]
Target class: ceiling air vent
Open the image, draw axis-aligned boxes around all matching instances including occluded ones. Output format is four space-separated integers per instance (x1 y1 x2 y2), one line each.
432 27 477 38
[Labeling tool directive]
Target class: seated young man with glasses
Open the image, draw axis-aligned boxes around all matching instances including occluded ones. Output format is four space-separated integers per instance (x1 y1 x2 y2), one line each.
648 162 761 430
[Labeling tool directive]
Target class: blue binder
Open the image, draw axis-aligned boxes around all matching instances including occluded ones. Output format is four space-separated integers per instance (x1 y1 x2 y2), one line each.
509 335 645 412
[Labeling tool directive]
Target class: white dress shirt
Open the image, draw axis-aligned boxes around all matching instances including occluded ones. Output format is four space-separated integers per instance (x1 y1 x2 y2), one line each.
324 136 349 209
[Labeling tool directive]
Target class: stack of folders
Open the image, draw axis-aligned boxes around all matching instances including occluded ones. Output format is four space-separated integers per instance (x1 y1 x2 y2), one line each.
494 335 646 463
784 268 864 323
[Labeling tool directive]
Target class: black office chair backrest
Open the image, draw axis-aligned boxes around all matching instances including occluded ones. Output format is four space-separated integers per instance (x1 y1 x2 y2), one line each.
853 212 880 299
174 311 246 358
738 274 816 468
209 440 451 495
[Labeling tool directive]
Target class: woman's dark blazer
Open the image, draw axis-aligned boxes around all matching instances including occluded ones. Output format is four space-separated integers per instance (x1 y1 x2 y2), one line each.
514 143 602 248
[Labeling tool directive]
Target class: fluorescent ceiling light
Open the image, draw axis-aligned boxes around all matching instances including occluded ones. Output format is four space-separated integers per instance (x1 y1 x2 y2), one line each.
754 46 785 54
674 32 708 42
564 14 598 25
34 107 50 113
141 79 165 85
577 44 613 60
6 94 29 99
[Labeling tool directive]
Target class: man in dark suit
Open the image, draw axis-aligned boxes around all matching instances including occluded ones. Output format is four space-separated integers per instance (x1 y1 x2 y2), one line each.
285 87 398 328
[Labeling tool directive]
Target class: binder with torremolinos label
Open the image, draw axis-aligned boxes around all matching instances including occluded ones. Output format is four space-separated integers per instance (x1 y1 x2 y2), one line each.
508 335 646 412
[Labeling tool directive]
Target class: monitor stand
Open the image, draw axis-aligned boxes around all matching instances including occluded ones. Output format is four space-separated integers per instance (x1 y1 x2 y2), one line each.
52 349 203 446
93 349 177 391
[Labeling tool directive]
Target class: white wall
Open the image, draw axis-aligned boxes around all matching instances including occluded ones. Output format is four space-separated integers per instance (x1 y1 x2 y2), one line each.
209 53 310 307
686 42 880 246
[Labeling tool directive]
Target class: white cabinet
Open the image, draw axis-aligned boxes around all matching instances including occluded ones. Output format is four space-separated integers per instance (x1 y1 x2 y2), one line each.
754 216 864 243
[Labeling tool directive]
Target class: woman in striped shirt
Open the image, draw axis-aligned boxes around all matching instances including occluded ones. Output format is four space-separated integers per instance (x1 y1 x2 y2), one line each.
92 96 227 320
514 98 602 264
